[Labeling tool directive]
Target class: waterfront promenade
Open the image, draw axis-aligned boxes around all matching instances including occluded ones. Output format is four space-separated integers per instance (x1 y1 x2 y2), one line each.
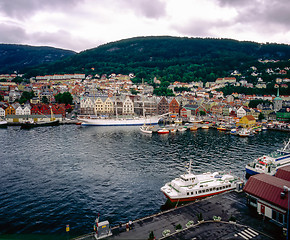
73 191 281 240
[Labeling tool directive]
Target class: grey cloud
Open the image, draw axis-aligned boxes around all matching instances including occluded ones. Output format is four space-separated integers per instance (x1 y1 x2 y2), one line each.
0 0 84 19
171 19 214 37
0 23 28 43
114 0 167 19
0 22 92 51
216 0 290 28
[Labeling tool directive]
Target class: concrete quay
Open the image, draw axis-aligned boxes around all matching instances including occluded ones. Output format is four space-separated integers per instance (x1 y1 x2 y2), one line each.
73 191 283 240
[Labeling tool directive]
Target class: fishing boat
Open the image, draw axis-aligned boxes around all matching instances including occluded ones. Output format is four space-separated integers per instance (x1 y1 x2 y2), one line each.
157 128 170 134
20 108 59 129
245 138 290 177
140 125 154 134
161 159 243 203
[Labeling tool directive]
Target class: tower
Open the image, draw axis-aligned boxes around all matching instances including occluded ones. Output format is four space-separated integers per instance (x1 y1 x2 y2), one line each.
273 87 283 112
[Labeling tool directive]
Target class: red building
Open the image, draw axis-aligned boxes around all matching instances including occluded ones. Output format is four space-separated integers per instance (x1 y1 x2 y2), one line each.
169 98 180 114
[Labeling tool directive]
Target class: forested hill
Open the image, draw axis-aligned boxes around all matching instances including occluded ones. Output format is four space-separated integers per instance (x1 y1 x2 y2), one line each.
22 36 290 83
0 44 76 73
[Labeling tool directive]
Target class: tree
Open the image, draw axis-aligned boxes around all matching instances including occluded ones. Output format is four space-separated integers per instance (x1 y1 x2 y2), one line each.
19 91 35 104
12 76 23 84
55 92 73 105
258 113 265 120
42 96 49 104
130 89 139 95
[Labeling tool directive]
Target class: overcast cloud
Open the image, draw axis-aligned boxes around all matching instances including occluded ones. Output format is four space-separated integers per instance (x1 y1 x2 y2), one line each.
0 0 289 52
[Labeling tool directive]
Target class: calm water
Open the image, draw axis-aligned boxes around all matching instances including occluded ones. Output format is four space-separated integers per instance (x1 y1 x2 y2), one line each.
0 125 289 239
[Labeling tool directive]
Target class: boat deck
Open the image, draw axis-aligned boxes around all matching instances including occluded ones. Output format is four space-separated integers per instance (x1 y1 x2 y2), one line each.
72 191 282 240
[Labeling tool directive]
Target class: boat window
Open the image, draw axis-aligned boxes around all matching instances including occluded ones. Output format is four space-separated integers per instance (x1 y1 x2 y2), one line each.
206 189 209 192
202 190 205 193
210 188 212 191
187 192 189 195
213 187 216 190
191 192 193 195
198 190 201 194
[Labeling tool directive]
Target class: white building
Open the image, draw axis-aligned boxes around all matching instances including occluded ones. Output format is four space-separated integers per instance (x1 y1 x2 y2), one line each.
237 106 247 118
122 96 134 115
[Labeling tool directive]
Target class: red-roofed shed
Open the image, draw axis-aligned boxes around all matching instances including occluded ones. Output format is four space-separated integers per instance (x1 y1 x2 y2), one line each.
243 173 289 227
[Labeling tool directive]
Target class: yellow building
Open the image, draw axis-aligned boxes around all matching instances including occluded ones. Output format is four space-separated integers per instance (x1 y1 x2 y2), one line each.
103 98 114 115
5 105 15 115
238 115 256 128
94 97 104 114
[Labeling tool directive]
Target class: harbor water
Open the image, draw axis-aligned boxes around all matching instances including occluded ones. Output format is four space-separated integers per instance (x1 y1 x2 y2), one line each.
0 125 289 239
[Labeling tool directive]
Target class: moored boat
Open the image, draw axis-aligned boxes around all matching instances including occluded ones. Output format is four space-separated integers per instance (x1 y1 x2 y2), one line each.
245 138 290 177
157 128 170 134
161 159 243 203
190 126 198 131
0 119 8 128
217 125 227 131
140 125 154 134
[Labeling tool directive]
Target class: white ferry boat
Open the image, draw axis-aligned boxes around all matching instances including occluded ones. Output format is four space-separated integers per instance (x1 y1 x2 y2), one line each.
245 138 290 177
161 160 243 203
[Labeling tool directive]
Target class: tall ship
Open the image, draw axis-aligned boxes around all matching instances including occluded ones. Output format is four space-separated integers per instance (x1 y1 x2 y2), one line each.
78 115 160 126
161 160 243 203
245 138 290 177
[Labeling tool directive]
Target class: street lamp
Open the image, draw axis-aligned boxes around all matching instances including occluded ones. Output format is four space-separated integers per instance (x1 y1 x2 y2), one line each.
284 186 290 240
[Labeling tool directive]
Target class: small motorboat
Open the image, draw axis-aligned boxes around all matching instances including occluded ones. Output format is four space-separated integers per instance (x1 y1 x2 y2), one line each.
217 125 227 131
158 128 170 134
170 128 177 133
190 126 198 131
140 125 153 134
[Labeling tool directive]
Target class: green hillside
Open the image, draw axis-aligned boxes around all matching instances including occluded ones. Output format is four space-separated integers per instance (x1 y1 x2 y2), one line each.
23 36 290 84
0 44 76 73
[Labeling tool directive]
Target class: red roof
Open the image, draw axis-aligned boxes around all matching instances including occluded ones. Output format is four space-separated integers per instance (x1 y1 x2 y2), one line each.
275 166 290 181
243 174 289 210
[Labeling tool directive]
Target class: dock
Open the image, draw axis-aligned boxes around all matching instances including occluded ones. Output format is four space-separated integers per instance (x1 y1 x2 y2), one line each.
73 191 282 240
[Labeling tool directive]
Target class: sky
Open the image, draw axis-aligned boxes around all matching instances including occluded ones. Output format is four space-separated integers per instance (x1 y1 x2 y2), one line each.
0 0 290 52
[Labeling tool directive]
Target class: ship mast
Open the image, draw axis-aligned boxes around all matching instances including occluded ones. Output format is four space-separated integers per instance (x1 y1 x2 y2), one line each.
188 159 192 174
142 78 145 119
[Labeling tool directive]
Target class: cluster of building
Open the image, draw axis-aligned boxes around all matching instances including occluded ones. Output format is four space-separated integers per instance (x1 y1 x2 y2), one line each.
0 60 289 122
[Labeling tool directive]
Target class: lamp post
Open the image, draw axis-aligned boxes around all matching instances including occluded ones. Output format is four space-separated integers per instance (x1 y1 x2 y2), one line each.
284 186 290 240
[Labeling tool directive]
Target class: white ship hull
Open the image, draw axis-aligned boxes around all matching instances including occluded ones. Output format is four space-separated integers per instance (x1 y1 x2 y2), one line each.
79 116 160 126
245 138 290 177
